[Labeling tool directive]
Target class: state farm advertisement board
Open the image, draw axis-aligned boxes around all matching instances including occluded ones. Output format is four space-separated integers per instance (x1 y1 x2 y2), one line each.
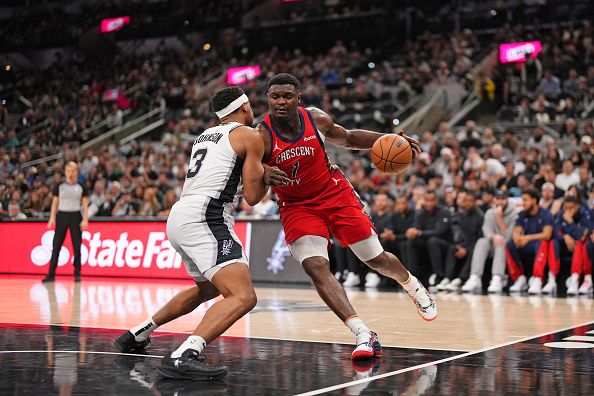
0 221 250 279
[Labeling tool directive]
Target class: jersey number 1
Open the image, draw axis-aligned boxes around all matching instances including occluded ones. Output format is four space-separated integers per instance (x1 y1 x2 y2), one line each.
292 161 300 178
187 149 208 178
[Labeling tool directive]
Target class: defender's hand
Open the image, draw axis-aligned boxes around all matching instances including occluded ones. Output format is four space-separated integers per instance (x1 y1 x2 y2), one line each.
264 165 290 186
398 130 421 159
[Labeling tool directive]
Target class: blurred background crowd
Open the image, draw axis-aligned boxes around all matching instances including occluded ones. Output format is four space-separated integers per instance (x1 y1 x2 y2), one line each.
1 0 593 293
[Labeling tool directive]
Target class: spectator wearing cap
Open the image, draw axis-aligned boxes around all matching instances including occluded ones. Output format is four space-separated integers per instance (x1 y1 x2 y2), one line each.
438 191 484 292
462 189 518 293
555 160 580 191
553 196 592 295
506 188 554 293
405 190 453 287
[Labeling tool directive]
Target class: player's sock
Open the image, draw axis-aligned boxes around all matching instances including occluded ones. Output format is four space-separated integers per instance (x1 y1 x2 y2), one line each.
345 315 371 340
130 318 158 342
399 271 419 294
171 335 207 358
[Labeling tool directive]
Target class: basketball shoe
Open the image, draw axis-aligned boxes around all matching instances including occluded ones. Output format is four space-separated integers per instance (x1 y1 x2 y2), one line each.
405 280 438 321
157 349 228 380
351 331 382 360
114 331 151 353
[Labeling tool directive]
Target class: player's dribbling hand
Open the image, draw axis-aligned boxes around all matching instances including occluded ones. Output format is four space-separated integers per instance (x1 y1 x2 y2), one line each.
397 131 421 159
264 165 290 186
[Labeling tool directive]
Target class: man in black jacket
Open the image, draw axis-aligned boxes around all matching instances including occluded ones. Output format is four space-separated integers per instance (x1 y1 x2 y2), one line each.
439 192 484 292
378 196 415 267
405 190 453 286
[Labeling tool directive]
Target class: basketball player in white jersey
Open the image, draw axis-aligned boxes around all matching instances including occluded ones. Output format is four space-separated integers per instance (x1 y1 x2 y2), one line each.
115 87 289 380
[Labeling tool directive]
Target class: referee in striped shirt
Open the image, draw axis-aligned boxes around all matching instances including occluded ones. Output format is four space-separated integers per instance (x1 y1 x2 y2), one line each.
42 162 89 283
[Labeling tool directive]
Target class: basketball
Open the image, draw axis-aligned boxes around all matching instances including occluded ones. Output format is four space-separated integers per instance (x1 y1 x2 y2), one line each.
370 134 413 174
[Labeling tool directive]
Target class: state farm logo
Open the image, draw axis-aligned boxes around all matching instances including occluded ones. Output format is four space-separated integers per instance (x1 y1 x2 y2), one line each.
30 230 183 269
31 231 69 266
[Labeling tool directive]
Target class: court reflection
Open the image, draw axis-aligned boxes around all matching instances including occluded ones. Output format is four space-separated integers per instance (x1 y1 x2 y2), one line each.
0 277 590 350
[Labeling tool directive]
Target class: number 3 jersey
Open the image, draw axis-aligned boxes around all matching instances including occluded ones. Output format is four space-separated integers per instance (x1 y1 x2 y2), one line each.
180 122 244 209
261 107 351 206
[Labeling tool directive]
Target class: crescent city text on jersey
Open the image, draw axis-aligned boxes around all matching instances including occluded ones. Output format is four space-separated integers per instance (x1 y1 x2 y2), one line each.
194 132 223 145
275 146 315 164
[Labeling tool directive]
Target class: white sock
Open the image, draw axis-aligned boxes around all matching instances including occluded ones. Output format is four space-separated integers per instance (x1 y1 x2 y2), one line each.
130 318 158 342
171 335 207 358
571 273 580 282
345 315 371 343
400 272 420 294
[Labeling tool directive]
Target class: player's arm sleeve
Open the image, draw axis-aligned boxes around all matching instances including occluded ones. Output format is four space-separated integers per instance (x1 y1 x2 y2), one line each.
309 107 383 150
241 130 268 206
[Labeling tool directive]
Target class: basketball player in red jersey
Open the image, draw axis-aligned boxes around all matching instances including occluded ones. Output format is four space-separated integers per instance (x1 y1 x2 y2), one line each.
258 74 437 360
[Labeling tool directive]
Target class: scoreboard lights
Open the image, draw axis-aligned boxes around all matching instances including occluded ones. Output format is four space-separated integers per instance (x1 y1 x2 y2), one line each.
499 41 542 63
100 16 131 33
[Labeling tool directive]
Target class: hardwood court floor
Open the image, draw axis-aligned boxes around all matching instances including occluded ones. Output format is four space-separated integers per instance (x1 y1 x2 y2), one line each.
0 276 591 351
0 276 592 395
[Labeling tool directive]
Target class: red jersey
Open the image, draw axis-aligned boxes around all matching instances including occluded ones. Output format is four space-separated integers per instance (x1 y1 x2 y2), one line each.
262 107 349 205
261 107 375 247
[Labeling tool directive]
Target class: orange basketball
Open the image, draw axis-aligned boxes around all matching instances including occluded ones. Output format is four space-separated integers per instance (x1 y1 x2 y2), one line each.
370 134 412 174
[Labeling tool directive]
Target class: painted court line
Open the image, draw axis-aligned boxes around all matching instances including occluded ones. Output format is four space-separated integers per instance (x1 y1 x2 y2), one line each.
0 350 164 358
295 320 594 396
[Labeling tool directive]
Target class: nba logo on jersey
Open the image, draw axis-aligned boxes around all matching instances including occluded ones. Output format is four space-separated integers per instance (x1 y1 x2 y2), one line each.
221 239 234 256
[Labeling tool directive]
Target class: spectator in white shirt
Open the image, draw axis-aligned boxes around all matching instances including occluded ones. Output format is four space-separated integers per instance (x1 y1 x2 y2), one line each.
7 201 27 220
555 160 580 191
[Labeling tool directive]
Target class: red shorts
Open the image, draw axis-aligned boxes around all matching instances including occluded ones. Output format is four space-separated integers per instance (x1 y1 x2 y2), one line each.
279 188 376 248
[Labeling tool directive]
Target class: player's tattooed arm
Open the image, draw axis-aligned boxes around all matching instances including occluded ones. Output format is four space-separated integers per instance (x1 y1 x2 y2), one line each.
308 107 420 157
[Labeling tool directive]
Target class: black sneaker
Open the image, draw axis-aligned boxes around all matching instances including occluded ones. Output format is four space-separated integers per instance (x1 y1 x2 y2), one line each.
114 331 151 353
41 275 55 283
74 274 81 282
156 349 228 381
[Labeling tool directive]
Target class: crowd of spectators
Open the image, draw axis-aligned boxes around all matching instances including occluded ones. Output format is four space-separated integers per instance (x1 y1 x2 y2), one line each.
2 4 594 296
488 21 594 123
0 0 264 51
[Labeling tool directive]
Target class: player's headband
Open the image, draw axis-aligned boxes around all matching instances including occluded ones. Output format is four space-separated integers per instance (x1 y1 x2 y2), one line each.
215 94 249 119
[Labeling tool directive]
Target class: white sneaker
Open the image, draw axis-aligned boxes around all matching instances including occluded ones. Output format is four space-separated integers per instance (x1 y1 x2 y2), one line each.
461 274 482 293
428 273 437 287
436 278 450 291
351 331 382 360
342 272 360 287
445 278 462 292
364 273 381 288
578 275 593 294
404 276 438 321
566 274 580 295
528 276 542 294
334 271 341 281
487 275 503 293
542 274 557 294
509 275 528 293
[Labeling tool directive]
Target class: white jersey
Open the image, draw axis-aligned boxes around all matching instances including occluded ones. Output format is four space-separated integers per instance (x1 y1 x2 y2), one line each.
168 121 248 282
180 122 244 207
